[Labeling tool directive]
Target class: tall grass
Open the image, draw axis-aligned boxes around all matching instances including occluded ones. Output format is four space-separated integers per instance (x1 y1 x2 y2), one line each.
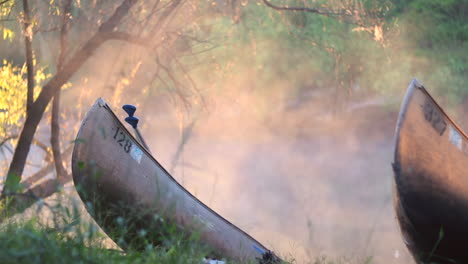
0 193 215 264
0 192 377 264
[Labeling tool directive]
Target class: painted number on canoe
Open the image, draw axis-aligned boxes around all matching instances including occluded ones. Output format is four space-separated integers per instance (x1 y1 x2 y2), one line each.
113 126 132 153
422 99 447 136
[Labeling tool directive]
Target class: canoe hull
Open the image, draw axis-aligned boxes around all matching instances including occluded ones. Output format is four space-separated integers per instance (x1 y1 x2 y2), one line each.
71 98 280 262
394 80 468 263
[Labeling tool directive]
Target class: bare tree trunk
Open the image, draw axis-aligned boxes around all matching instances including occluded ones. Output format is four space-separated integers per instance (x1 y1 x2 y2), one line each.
50 0 72 180
51 94 66 178
22 0 34 115
2 0 138 199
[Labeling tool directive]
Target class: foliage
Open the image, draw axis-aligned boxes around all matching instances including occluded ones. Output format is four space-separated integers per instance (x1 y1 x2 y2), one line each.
0 193 378 264
0 61 49 139
387 0 467 93
0 0 15 41
0 195 218 264
174 0 467 117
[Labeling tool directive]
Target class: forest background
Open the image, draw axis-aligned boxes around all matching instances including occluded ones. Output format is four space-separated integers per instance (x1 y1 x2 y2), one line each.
0 0 466 263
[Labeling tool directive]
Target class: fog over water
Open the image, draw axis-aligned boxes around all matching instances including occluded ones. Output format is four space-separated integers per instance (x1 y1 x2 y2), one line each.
126 91 414 263
1 1 465 263
0 40 421 262
0 79 417 263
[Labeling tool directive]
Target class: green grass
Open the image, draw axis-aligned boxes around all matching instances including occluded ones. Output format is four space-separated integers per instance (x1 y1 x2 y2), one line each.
0 195 215 264
0 195 375 264
0 220 211 264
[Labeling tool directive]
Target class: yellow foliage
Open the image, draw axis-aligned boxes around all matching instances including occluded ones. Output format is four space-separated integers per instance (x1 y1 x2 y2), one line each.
0 61 50 138
2 28 14 41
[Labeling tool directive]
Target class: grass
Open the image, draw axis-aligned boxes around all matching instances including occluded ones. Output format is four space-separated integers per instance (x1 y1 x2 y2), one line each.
0 220 211 264
0 192 376 264
0 193 215 264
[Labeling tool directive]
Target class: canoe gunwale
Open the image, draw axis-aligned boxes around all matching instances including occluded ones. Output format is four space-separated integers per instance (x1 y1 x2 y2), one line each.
395 79 468 151
393 79 468 263
72 98 281 261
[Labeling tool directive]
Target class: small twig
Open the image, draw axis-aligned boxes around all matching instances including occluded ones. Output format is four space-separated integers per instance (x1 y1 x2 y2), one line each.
22 145 73 189
167 31 214 45
100 31 160 48
22 0 35 115
0 135 17 148
155 56 191 109
165 47 205 106
262 0 349 16
179 44 220 58
169 119 196 173
33 25 60 34
0 0 11 6
50 0 73 181
208 172 219 207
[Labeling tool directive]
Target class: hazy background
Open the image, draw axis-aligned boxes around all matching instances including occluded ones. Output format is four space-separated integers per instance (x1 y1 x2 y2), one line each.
1 0 467 263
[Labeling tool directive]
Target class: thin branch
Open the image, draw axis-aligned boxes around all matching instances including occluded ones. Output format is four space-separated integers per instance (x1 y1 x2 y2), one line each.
0 135 17 148
32 138 52 158
51 0 72 181
1 134 52 160
0 0 11 6
22 0 35 115
3 0 15 21
179 44 220 58
144 0 182 42
152 68 179 106
100 31 160 48
135 0 161 26
22 145 72 189
262 0 349 16
155 56 191 109
167 31 214 45
3 144 13 154
165 47 206 107
2 176 72 219
57 0 72 70
33 25 60 34
169 119 196 173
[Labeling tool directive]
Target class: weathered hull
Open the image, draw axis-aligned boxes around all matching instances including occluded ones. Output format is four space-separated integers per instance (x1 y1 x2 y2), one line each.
72 98 281 262
394 79 468 263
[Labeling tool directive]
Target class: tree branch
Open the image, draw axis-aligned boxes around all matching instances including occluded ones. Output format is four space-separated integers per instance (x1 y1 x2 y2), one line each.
3 0 138 198
100 31 159 48
262 0 349 17
0 135 17 148
2 176 72 219
1 134 52 161
22 0 35 115
0 0 11 6
22 145 72 189
51 0 72 181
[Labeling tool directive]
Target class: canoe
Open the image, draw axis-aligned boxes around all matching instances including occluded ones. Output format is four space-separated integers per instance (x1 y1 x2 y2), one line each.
71 98 282 263
393 79 468 263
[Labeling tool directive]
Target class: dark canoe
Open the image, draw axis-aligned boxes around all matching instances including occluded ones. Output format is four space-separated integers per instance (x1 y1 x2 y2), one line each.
394 79 468 263
71 98 282 263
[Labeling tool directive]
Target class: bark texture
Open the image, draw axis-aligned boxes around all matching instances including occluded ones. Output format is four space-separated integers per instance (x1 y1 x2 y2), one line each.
2 0 138 198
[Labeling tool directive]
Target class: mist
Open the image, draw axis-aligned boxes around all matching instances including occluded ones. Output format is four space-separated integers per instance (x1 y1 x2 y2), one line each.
1 0 466 263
